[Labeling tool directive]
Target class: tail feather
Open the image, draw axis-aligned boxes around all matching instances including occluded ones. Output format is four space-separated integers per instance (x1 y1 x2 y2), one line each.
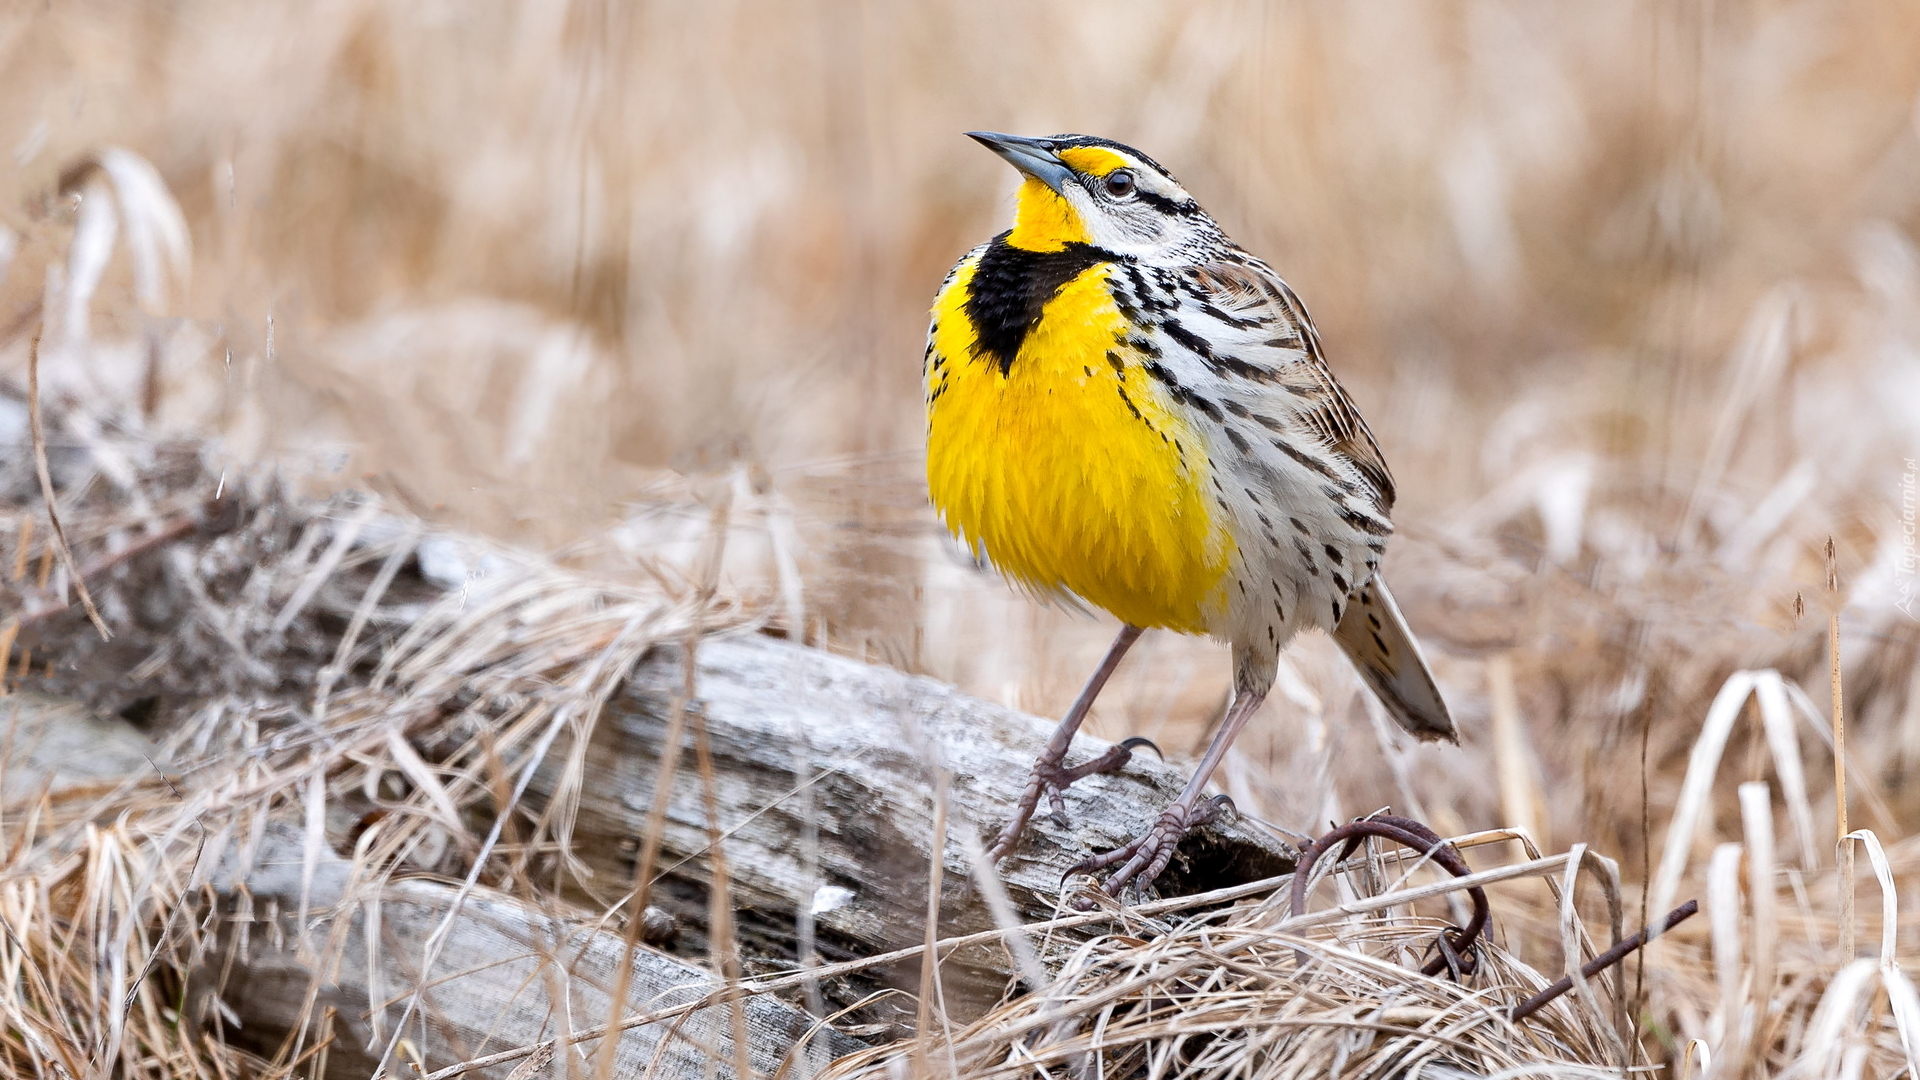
1334 574 1456 743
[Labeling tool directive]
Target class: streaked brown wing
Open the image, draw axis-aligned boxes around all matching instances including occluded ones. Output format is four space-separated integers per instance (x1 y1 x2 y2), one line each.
1193 257 1397 510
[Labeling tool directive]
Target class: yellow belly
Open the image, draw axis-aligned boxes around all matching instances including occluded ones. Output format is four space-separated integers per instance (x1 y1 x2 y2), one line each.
925 257 1234 634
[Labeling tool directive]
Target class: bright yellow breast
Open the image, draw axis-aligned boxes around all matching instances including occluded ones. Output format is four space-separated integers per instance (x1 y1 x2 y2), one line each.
925 255 1234 634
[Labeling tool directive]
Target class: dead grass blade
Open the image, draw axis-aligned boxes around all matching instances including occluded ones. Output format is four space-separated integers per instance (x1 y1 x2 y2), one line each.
25 329 108 640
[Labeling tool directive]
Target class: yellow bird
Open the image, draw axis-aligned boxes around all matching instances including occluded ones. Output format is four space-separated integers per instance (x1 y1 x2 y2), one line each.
925 132 1456 896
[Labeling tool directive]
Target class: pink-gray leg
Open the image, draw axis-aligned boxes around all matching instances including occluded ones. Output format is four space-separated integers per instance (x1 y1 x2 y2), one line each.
1071 686 1267 897
985 624 1148 862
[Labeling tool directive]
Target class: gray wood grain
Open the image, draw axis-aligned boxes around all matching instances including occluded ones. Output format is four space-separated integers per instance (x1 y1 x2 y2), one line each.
206 824 861 1080
535 632 1296 1023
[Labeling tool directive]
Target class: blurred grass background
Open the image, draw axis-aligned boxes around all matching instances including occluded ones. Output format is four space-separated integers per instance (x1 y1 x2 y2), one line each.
3 1 1919 873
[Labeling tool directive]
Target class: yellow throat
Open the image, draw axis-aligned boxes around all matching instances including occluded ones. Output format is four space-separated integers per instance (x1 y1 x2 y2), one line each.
1006 176 1089 250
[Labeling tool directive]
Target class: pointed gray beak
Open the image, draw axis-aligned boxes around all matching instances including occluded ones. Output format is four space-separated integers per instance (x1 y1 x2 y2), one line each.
967 131 1073 195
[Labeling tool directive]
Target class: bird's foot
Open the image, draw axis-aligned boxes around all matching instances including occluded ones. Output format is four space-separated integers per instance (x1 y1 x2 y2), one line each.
985 737 1160 862
1067 793 1235 904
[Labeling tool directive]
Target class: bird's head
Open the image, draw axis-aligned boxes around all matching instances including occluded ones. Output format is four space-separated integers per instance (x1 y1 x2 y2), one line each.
967 131 1215 259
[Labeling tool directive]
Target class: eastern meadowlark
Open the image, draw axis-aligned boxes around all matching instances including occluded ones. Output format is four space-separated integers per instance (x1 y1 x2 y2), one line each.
925 132 1457 897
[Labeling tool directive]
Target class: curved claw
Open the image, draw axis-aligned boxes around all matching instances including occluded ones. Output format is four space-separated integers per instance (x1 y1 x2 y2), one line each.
1062 799 1205 902
1064 844 1130 881
997 738 1159 860
1059 859 1099 887
1115 736 1162 760
1062 849 1134 910
1063 872 1123 911
1189 792 1237 828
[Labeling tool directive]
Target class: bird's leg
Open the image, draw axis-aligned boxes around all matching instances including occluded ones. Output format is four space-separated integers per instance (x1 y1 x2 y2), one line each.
986 625 1147 862
1071 686 1267 898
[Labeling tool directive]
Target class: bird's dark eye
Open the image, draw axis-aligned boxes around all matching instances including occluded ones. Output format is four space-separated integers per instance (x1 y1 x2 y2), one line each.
1104 169 1137 198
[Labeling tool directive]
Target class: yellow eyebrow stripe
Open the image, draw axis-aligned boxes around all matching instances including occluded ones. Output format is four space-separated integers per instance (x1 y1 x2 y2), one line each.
1058 146 1128 176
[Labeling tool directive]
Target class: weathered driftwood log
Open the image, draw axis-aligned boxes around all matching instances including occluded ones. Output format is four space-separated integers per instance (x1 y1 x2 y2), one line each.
533 632 1295 1023
9 629 1291 1075
206 825 863 1080
1 691 167 800
4 689 857 1080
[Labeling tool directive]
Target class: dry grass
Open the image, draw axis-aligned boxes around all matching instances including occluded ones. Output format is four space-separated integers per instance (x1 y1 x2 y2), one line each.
0 401 1915 1077
1 1 1919 1077
826 838 1642 1080
0 426 770 1076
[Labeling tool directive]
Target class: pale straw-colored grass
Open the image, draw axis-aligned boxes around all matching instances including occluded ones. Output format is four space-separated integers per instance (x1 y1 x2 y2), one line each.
826 836 1648 1080
2 2 1919 1076
1 417 1917 1076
